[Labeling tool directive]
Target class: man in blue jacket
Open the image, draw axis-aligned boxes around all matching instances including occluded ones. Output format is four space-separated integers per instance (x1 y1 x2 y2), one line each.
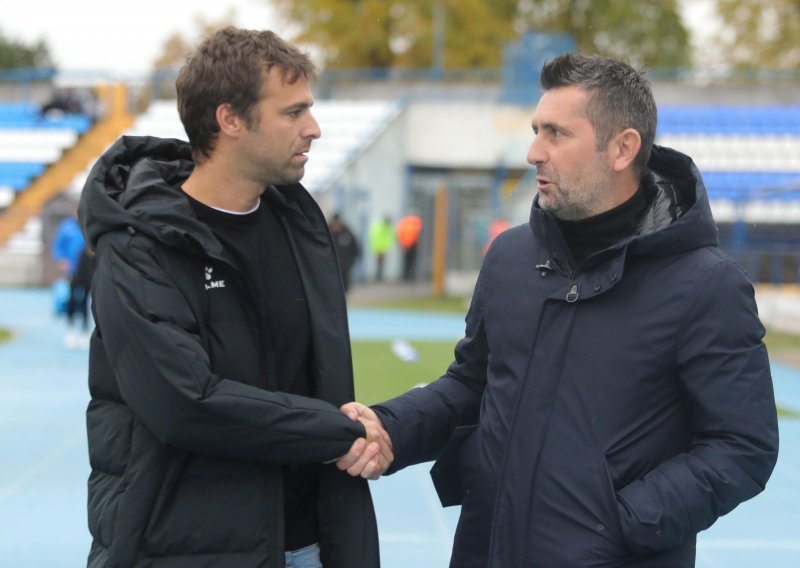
339 53 779 567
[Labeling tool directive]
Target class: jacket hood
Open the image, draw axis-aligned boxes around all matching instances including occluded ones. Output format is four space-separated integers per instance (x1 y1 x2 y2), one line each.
78 136 226 257
530 144 719 262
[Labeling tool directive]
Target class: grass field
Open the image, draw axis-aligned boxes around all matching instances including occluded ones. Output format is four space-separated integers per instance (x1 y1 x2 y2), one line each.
350 295 800 418
352 340 455 405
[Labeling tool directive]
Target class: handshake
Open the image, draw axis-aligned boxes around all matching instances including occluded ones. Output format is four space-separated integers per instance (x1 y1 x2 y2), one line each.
335 403 394 481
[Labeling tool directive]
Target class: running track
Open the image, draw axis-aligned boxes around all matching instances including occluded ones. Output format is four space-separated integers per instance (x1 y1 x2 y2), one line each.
0 287 798 566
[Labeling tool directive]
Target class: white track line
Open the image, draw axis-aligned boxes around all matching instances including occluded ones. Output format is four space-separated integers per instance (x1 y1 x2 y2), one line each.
0 429 84 503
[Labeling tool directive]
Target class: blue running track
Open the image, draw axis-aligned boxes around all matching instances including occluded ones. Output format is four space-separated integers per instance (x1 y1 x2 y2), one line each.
0 287 798 567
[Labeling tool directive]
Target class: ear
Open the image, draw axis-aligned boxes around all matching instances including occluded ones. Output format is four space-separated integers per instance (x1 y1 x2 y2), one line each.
216 103 242 138
608 128 641 173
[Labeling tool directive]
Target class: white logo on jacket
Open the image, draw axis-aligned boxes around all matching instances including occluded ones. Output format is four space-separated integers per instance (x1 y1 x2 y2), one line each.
204 265 225 290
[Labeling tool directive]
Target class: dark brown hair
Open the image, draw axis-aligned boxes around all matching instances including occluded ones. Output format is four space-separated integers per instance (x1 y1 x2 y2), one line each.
176 27 316 162
541 53 657 178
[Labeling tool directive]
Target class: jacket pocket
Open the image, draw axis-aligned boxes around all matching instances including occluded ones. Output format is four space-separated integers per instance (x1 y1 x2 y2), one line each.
429 424 478 507
142 455 272 555
595 457 629 552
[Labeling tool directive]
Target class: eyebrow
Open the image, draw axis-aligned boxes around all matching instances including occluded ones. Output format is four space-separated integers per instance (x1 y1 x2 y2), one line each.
532 120 572 136
283 100 313 113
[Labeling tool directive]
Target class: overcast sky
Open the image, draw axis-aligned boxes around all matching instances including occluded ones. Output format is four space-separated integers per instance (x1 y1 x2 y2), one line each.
0 0 278 77
0 0 716 78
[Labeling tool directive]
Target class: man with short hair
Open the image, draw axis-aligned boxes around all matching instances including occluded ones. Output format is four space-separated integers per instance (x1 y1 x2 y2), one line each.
339 53 779 567
80 27 387 568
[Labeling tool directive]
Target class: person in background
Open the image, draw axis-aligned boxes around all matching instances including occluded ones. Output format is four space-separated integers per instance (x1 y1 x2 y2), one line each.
39 89 83 118
396 212 422 282
78 27 387 568
338 53 778 567
328 212 360 294
368 215 394 282
51 211 93 348
482 217 510 257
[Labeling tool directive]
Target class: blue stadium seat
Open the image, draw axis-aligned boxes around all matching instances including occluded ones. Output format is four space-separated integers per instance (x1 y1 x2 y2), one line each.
702 171 800 200
0 102 92 133
0 102 93 198
658 105 800 136
0 162 46 191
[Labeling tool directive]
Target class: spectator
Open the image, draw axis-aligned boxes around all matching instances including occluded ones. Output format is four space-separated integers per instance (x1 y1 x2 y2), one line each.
396 212 422 282
368 215 394 282
51 212 93 348
328 213 360 294
40 89 83 118
482 217 510 257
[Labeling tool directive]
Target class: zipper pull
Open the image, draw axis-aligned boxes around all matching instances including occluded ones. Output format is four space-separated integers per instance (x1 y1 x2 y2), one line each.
566 284 580 303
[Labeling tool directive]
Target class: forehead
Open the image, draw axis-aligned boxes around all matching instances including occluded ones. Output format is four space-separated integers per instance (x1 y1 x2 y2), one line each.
531 86 590 126
260 66 312 102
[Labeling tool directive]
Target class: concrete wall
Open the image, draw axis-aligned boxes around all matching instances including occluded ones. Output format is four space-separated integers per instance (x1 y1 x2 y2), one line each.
403 101 533 169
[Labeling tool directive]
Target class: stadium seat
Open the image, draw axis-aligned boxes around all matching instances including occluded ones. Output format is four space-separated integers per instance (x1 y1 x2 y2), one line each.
0 102 95 209
65 98 404 197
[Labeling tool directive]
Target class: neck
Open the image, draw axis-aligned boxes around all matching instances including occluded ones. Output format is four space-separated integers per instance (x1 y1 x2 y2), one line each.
557 183 648 265
606 172 640 212
182 157 264 213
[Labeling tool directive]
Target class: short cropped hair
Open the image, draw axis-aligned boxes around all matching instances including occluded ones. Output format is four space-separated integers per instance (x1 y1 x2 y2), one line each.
176 27 316 162
540 53 657 178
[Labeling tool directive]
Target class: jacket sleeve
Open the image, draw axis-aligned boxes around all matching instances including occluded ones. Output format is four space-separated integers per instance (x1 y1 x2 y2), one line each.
616 258 779 553
92 234 366 465
372 268 488 473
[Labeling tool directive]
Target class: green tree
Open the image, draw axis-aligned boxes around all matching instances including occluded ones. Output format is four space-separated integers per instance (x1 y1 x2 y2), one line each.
713 0 800 69
271 0 690 69
518 0 690 68
272 0 517 68
152 10 238 70
142 11 239 108
0 30 52 69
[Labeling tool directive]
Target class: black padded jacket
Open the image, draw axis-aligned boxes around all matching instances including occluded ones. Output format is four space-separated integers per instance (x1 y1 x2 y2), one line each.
79 136 380 568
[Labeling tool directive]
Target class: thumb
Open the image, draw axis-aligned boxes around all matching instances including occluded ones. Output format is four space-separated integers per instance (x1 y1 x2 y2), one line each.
340 402 365 421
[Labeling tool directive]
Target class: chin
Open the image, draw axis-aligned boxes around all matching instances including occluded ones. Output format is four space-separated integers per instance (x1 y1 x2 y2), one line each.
276 172 304 186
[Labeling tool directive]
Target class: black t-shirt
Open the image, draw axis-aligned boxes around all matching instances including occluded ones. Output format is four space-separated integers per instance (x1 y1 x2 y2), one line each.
186 191 319 551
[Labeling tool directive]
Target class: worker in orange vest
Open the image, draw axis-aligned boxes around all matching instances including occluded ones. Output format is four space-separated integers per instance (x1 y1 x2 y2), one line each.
397 213 423 282
482 218 510 257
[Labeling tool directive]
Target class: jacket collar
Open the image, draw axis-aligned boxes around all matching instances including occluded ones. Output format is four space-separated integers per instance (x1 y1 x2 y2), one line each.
529 144 718 272
79 136 323 261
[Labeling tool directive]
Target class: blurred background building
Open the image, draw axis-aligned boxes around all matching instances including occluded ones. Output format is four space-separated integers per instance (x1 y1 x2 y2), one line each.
1 0 799 292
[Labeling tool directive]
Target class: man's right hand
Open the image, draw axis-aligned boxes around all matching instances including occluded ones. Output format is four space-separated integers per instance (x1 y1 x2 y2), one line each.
337 402 393 480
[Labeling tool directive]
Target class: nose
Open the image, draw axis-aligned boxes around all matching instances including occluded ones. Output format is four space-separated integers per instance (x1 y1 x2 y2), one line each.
305 112 321 140
526 134 545 166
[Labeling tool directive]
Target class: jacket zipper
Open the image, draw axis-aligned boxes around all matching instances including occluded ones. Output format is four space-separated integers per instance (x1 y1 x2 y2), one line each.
536 258 580 302
566 270 580 303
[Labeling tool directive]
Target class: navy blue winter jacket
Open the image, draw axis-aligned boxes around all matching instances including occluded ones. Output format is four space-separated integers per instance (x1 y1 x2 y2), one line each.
373 145 779 567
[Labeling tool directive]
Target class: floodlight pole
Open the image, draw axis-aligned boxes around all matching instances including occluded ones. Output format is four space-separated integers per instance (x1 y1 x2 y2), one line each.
432 1 445 79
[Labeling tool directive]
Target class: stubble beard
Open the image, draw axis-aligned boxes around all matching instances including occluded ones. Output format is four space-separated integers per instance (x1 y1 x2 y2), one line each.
539 180 596 221
259 158 305 188
540 160 613 221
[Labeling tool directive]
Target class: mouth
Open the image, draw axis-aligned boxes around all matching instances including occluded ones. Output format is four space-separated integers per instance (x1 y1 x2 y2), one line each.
536 177 553 190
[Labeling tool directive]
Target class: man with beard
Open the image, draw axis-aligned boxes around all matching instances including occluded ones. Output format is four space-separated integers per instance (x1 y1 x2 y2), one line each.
338 53 779 567
79 27 389 568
